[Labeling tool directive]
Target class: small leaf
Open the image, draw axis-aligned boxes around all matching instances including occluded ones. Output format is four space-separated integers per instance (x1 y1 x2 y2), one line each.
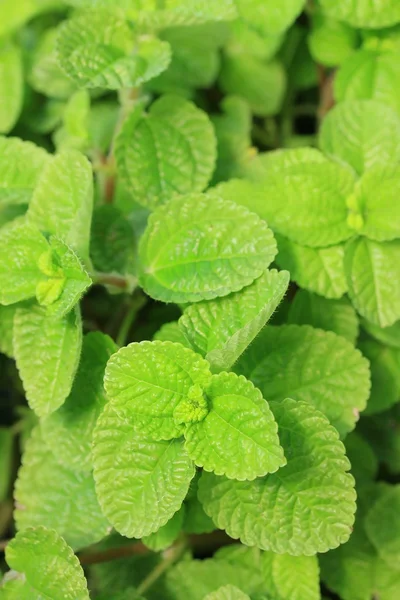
308 13 359 67
198 398 356 555
27 149 93 259
234 324 371 437
320 0 400 29
358 337 400 415
179 269 289 372
0 40 23 134
139 193 277 303
93 402 195 537
116 95 216 209
41 332 117 471
57 10 171 89
90 205 135 274
53 90 91 152
143 506 185 551
13 305 82 417
235 0 305 35
5 527 90 600
204 585 250 600
154 321 191 346
344 237 400 327
184 372 286 480
365 485 400 569
14 427 109 550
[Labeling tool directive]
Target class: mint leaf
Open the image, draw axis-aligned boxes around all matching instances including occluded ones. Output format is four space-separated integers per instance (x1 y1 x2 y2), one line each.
344 237 400 327
204 586 250 600
275 234 348 299
362 318 400 349
143 506 185 551
5 527 89 600
179 269 289 372
288 290 359 344
235 324 370 437
0 137 48 206
0 220 49 305
115 96 216 209
319 100 400 175
359 337 400 415
0 304 16 358
41 332 117 471
198 398 356 555
184 372 285 480
139 193 277 303
104 340 211 440
27 149 93 259
92 402 195 537
0 40 23 134
320 0 400 28
57 11 171 89
308 13 359 67
90 205 135 274
13 305 82 417
154 321 192 346
365 485 400 569
138 0 238 29
53 90 91 152
235 0 305 35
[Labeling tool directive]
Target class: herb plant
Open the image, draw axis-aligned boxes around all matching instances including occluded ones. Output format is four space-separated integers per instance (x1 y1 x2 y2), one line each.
0 1 399 599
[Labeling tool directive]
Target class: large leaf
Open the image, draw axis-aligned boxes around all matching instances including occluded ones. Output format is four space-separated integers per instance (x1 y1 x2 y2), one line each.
92 402 195 537
104 340 211 440
179 269 289 372
198 398 356 555
234 324 371 437
27 149 93 259
14 427 109 550
344 237 400 327
319 100 400 175
139 193 277 303
4 527 89 600
320 0 400 28
41 332 117 471
115 96 216 210
13 305 82 417
234 0 305 35
184 372 285 480
57 11 171 89
0 40 23 134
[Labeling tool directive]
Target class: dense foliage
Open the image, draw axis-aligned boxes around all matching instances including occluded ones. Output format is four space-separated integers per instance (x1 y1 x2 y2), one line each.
0 1 400 599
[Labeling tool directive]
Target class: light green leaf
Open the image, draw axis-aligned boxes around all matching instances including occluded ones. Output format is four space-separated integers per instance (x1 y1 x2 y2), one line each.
104 340 211 440
204 585 250 600
335 50 400 115
320 0 400 28
319 100 400 175
4 527 89 600
139 193 277 303
53 90 90 152
13 305 82 417
0 220 49 305
27 149 93 259
365 485 400 569
179 269 289 372
235 0 305 35
90 205 135 274
183 488 215 534
219 55 286 117
269 553 321 600
184 372 285 480
92 402 195 537
116 95 216 210
41 332 117 471
0 427 13 502
198 398 356 555
57 11 171 89
143 506 185 551
0 0 64 38
0 41 23 134
288 290 359 344
361 318 400 349
359 337 400 415
344 237 400 327
0 304 16 358
138 0 238 29
14 427 109 550
225 19 283 61
275 234 348 299
308 14 359 67
154 321 191 346
234 324 371 437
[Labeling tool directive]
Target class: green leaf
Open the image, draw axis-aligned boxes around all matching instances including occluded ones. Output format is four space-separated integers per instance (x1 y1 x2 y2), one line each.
308 13 359 67
0 220 49 305
53 90 90 152
183 488 215 534
143 506 185 551
235 324 370 437
57 11 171 89
345 431 378 485
358 337 400 415
13 305 82 417
0 0 64 38
361 318 400 349
288 290 359 344
219 54 286 117
14 427 109 550
138 0 238 29
198 398 356 555
319 100 400 175
27 149 93 259
335 50 400 115
104 340 211 440
0 305 16 358
4 527 89 600
41 332 117 471
0 427 13 501
154 321 191 346
90 205 135 274
139 193 277 303
115 95 216 210
204 586 250 600
360 407 400 477
235 0 305 35
179 269 289 372
92 402 195 537
344 237 400 327
365 485 400 569
0 40 23 134
320 0 400 28
184 372 285 480
275 234 348 299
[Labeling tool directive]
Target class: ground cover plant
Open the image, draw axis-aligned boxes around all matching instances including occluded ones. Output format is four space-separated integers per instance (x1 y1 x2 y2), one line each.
0 0 400 598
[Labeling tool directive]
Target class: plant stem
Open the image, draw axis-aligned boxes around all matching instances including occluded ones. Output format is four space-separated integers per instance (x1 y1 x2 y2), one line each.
116 291 147 347
89 271 135 292
136 539 187 596
79 541 148 566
